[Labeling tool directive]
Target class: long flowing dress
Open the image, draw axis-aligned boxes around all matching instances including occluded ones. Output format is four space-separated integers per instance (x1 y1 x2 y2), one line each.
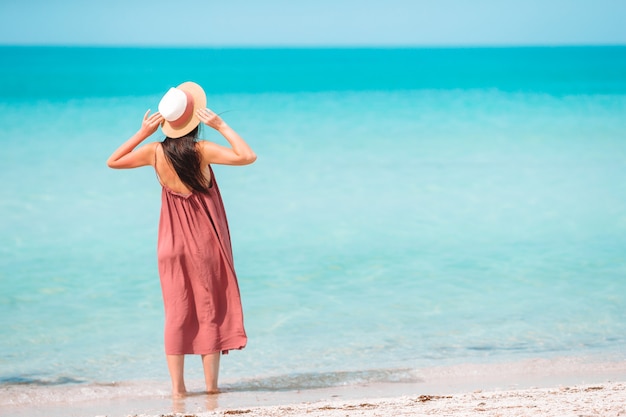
155 163 247 355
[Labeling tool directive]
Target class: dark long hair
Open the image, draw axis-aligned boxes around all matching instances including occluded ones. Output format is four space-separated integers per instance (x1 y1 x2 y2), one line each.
161 125 210 193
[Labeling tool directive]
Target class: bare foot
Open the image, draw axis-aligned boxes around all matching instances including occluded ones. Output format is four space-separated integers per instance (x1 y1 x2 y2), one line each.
206 388 221 395
172 390 188 399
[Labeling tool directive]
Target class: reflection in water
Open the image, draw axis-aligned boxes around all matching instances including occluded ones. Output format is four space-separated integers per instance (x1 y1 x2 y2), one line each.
171 390 220 414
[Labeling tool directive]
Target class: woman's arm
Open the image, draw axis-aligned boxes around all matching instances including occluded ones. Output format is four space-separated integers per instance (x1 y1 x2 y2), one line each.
196 108 257 166
107 110 164 169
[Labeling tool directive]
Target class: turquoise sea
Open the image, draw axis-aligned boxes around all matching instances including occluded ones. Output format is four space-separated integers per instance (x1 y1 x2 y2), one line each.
1 46 626 410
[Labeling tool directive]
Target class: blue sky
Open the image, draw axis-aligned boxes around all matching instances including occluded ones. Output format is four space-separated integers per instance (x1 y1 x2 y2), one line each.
1 0 625 46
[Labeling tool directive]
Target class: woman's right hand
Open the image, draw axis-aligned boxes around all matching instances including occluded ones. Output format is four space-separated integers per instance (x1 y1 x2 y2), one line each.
195 108 256 166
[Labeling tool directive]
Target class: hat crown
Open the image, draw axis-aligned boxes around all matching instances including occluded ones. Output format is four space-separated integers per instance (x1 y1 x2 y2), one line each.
158 88 188 121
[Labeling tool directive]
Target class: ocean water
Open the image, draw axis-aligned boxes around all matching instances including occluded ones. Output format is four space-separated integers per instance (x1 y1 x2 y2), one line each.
1 46 626 402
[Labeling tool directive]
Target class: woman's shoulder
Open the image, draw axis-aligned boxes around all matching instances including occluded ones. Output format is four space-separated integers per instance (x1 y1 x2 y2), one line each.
144 141 162 150
195 139 217 156
143 141 163 166
147 141 163 152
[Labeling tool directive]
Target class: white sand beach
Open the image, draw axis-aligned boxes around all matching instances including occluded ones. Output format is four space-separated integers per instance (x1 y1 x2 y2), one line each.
188 382 625 417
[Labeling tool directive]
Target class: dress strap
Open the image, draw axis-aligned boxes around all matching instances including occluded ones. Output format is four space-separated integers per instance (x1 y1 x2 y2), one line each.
154 143 166 188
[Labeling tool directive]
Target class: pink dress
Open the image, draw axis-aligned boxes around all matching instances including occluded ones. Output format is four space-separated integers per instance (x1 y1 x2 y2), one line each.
155 164 247 355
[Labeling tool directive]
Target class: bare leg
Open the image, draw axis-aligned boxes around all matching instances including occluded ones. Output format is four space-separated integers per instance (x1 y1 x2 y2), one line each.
201 352 221 393
166 354 187 397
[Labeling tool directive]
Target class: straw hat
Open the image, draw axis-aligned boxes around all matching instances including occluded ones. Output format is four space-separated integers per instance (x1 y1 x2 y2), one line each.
158 81 207 138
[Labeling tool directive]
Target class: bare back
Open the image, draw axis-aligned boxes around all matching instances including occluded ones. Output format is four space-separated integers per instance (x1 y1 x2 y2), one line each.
154 143 212 195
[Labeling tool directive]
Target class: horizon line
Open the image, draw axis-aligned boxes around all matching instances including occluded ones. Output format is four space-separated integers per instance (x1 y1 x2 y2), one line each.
1 42 625 49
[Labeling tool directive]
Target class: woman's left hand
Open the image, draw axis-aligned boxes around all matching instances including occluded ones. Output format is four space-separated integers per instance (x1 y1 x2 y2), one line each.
140 110 164 136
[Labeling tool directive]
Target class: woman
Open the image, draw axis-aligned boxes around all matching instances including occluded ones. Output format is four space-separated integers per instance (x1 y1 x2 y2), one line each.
107 81 256 397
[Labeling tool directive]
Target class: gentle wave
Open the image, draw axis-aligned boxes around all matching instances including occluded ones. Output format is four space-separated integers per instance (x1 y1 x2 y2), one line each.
222 368 423 392
0 375 86 386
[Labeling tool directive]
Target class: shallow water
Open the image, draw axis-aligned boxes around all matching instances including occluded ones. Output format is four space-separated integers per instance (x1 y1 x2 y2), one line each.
0 47 625 398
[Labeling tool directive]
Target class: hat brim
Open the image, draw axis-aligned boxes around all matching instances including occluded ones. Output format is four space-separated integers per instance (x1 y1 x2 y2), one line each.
160 81 207 139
